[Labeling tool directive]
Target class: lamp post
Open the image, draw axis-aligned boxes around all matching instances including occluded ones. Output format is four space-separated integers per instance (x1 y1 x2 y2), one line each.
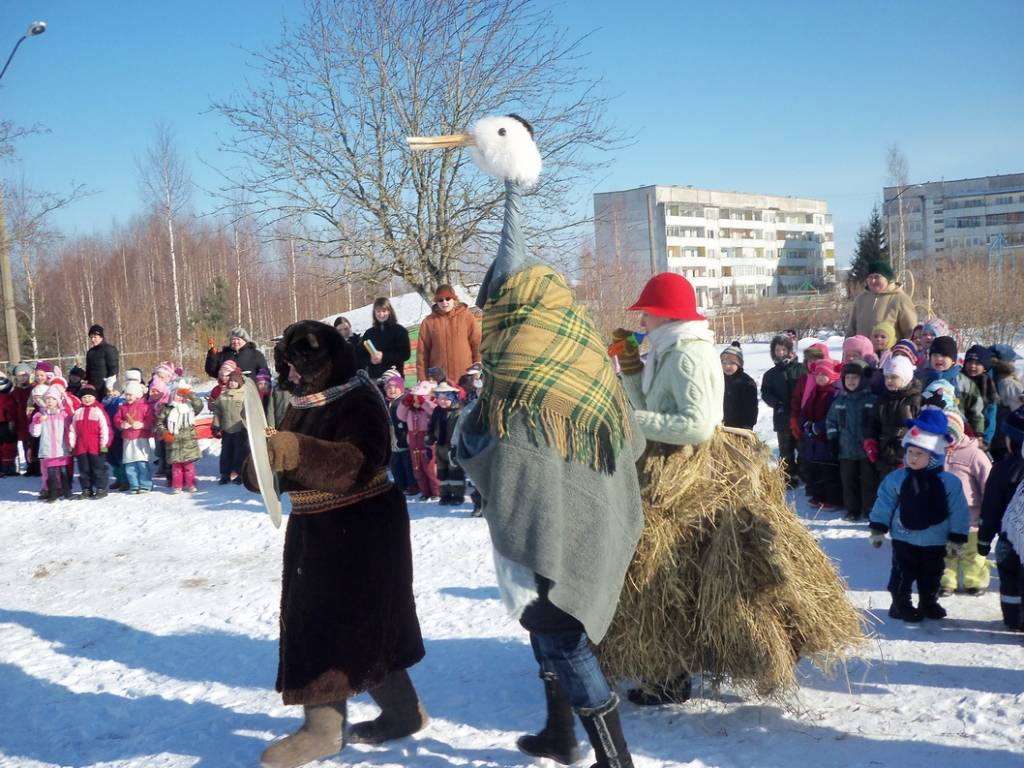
0 20 46 365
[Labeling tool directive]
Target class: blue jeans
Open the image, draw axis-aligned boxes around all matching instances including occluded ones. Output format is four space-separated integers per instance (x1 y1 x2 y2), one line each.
124 460 153 491
529 629 612 710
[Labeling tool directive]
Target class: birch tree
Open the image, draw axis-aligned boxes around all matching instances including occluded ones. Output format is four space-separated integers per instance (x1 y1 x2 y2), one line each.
213 0 622 299
139 123 192 363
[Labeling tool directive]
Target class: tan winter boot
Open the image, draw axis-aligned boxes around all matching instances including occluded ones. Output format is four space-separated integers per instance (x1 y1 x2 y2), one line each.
347 669 428 744
260 701 346 768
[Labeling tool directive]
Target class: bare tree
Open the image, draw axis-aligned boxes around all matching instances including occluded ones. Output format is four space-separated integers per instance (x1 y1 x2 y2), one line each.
886 144 910 277
139 123 192 363
212 0 622 300
3 177 89 358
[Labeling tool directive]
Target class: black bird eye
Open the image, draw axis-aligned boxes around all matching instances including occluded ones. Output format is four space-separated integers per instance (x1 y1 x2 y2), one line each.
498 127 506 136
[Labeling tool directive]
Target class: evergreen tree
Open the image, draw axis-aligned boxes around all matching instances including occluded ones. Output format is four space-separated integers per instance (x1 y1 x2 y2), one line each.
848 206 888 289
189 275 230 330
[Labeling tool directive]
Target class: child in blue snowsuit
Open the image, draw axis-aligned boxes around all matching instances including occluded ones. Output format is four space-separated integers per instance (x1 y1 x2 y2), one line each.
869 408 970 623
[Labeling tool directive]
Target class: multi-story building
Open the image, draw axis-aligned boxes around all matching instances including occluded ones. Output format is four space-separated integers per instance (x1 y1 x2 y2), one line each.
593 185 835 310
883 172 1024 266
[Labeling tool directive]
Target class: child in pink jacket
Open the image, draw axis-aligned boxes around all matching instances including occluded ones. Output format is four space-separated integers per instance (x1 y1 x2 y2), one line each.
29 385 73 502
941 409 993 595
397 381 440 500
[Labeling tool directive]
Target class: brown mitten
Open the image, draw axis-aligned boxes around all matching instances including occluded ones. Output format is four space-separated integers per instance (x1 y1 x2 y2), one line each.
266 430 301 472
612 328 643 375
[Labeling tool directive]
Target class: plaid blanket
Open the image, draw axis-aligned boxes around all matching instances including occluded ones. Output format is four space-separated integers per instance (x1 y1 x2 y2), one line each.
479 265 632 473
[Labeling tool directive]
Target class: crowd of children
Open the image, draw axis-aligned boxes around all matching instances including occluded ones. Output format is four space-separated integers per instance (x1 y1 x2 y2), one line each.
384 362 483 515
745 317 1024 629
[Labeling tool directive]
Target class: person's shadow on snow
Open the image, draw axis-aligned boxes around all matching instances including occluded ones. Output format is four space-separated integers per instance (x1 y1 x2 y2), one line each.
0 608 274 689
0 662 286 768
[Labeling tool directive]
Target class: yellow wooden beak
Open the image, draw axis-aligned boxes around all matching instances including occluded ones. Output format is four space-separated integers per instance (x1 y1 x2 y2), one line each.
406 133 473 150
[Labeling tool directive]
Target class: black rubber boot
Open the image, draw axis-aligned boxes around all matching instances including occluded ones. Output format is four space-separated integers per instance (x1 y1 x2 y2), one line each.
347 669 428 744
516 672 580 765
888 592 922 623
578 693 633 768
919 594 947 619
62 468 74 500
46 468 62 503
626 672 692 706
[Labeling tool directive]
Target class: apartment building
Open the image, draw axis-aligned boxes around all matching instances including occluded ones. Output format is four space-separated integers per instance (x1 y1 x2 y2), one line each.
883 172 1024 265
593 185 835 311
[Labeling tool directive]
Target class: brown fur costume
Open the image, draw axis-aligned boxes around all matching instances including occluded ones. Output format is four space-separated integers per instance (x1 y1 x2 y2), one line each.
243 320 425 705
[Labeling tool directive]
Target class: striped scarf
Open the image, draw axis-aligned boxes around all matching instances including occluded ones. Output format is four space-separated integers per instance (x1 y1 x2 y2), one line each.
478 265 632 473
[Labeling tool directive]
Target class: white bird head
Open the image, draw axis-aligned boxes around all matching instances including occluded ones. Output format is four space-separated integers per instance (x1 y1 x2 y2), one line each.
407 113 542 189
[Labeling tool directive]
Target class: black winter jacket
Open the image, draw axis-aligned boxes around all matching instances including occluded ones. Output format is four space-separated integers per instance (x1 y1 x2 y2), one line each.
85 341 119 391
205 342 269 379
863 378 922 471
722 368 759 430
426 405 461 447
358 323 412 380
978 452 1024 546
761 358 805 432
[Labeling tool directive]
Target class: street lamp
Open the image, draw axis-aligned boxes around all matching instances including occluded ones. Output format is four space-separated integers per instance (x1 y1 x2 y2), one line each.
0 20 47 365
0 21 46 82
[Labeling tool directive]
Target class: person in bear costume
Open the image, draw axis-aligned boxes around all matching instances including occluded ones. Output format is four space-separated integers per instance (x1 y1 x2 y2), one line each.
246 319 427 768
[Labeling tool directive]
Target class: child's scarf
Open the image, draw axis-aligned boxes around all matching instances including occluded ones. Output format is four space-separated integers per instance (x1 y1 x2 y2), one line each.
897 461 949 530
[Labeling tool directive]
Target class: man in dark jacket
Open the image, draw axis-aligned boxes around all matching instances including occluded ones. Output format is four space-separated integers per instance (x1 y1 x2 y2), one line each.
760 334 804 487
204 326 269 381
977 407 1024 630
85 324 119 401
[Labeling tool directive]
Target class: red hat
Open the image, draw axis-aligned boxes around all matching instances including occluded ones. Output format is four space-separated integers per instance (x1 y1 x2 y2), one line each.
628 273 705 321
809 358 842 384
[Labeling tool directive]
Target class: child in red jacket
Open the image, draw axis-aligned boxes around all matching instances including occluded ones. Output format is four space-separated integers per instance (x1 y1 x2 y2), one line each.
69 384 113 499
0 373 18 475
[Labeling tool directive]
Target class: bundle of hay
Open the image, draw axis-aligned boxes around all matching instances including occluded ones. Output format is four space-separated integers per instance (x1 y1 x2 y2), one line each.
600 427 867 699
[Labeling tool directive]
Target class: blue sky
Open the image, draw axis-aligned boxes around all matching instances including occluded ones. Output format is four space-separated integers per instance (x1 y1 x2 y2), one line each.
4 0 1023 265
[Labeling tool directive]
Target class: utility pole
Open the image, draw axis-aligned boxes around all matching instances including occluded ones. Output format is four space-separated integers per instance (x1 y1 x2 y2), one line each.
0 192 19 362
0 20 48 364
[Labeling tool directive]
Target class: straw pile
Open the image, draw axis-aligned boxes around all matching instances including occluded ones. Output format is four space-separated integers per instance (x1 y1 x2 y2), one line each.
600 427 867 699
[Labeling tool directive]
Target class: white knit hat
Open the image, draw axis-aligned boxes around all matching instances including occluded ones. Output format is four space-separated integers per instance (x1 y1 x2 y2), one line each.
124 381 145 398
882 355 914 385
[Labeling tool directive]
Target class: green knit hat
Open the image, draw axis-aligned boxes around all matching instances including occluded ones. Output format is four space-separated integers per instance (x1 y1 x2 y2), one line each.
866 260 895 281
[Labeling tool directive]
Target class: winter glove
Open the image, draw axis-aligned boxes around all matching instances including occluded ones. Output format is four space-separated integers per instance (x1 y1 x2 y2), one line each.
100 446 108 454
869 531 885 548
976 539 992 557
611 328 643 375
131 420 144 430
104 376 116 390
790 415 802 441
863 438 879 464
402 393 415 408
946 541 966 558
207 337 216 350
802 421 816 437
163 431 175 443
211 427 222 439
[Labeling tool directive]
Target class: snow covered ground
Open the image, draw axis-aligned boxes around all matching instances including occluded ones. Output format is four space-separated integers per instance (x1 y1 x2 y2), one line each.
1 339 1021 768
